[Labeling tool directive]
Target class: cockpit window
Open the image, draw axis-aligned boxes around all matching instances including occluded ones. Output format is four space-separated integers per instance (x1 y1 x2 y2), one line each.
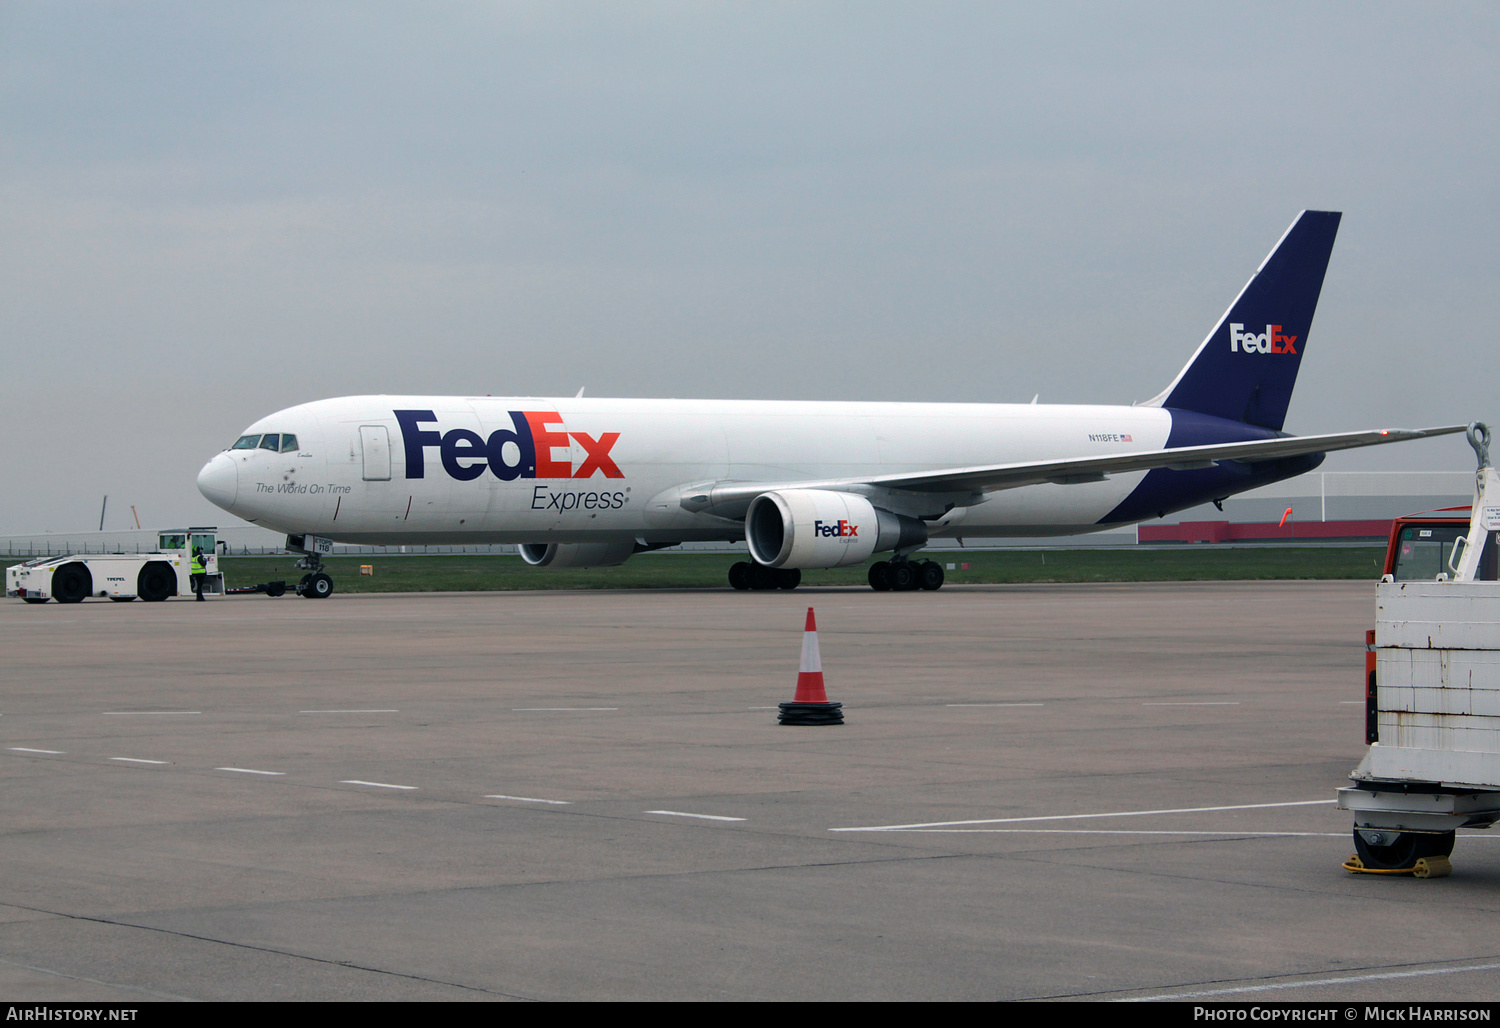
280 434 298 452
232 435 261 449
259 434 281 451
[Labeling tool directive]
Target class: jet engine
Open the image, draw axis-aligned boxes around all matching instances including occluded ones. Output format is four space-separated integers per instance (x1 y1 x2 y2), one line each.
745 489 928 569
519 539 636 569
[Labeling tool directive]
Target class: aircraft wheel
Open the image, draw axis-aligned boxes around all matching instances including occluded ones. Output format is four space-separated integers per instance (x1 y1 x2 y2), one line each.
296 573 312 595
747 563 777 590
23 597 48 604
1352 828 1455 871
889 562 917 591
918 561 945 591
304 572 334 599
728 562 752 591
52 563 91 604
775 568 801 590
137 563 175 602
868 561 892 591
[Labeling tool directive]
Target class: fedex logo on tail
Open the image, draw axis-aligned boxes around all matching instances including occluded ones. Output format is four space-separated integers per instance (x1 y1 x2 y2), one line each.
395 410 623 482
1230 323 1298 354
814 519 859 539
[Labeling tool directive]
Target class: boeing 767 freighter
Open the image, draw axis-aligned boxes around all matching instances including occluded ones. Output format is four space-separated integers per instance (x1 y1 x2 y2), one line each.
196 210 1462 596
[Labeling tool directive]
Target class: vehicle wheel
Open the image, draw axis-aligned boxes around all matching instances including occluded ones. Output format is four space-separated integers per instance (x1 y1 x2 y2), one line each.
1353 828 1456 870
265 581 287 598
918 561 945 591
868 561 892 591
728 561 752 591
775 568 801 590
304 572 334 599
747 563 777 590
52 563 90 604
889 562 917 591
137 563 174 602
23 597 48 604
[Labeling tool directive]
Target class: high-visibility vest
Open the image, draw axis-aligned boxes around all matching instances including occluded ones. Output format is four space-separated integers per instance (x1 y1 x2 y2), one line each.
191 550 206 575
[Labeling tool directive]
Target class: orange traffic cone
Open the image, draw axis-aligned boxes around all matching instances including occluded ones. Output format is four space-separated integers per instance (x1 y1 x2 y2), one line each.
779 607 844 725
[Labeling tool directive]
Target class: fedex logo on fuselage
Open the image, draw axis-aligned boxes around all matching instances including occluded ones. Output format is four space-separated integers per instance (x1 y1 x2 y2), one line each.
815 519 859 538
394 409 623 482
1229 323 1298 354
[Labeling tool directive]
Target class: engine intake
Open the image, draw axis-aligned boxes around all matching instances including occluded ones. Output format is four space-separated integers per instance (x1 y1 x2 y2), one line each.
519 539 636 569
745 489 927 569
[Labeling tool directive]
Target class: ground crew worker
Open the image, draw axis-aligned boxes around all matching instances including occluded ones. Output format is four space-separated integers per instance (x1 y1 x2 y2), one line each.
191 545 207 601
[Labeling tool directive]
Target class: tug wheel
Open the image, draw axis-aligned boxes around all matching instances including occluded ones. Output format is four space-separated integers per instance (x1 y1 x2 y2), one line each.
52 563 91 604
137 563 175 602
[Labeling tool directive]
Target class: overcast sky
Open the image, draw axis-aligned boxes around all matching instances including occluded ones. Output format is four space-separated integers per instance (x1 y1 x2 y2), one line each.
2 2 1495 534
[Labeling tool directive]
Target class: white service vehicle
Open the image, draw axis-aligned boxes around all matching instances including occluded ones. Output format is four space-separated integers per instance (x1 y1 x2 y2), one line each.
1338 425 1500 876
7 528 226 604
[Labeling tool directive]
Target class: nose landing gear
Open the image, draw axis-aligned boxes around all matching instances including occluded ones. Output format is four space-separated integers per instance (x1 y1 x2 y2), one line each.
293 556 334 599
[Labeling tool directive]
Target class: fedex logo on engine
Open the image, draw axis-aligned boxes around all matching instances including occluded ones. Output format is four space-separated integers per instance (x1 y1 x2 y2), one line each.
394 409 623 482
814 519 859 539
1229 323 1298 354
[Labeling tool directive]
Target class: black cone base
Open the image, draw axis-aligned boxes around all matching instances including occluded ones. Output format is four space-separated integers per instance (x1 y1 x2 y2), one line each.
778 701 844 726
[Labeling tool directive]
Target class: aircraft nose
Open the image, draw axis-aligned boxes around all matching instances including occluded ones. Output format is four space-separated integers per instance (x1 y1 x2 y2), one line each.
197 453 238 509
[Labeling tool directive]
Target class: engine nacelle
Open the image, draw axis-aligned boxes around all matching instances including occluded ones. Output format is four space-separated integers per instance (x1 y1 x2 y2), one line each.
519 539 636 569
745 489 928 569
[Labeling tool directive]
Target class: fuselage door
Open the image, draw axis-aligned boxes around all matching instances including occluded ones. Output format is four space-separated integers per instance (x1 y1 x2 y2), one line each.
360 425 392 481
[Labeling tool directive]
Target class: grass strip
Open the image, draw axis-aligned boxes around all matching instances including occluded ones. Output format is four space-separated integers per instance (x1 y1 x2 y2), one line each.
101 547 1404 592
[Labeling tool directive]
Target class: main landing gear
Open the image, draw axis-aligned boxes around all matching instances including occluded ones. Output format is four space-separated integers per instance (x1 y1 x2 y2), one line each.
725 557 946 591
728 562 801 591
868 557 944 592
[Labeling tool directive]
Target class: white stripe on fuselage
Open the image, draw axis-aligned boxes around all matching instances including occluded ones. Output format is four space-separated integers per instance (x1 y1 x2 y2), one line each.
209 396 1172 544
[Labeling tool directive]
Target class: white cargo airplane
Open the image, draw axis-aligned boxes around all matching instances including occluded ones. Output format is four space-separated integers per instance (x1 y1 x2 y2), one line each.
197 211 1461 596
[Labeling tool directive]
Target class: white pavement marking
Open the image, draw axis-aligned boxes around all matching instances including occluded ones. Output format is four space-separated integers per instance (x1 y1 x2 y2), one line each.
485 794 572 805
103 711 200 715
1122 961 1500 1001
947 702 1045 707
300 709 397 713
217 768 285 776
831 799 1337 832
9 748 64 755
110 757 169 765
875 829 1353 837
646 810 746 822
1142 701 1239 706
512 707 618 711
340 780 416 790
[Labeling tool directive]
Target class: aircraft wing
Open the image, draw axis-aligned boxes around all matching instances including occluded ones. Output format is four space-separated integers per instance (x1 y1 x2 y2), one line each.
678 425 1467 517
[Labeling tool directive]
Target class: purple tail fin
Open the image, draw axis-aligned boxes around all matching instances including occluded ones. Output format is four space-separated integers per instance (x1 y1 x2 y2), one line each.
1145 211 1341 431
